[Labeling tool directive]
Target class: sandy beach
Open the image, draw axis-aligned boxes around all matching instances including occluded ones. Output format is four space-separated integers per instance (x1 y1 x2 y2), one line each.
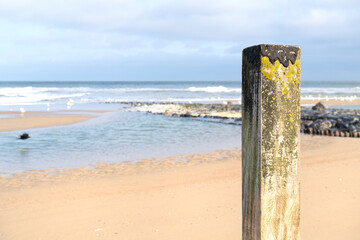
301 99 360 106
0 113 359 240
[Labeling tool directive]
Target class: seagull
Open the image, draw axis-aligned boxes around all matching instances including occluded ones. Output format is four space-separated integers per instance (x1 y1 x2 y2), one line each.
66 99 74 110
19 107 26 116
46 103 50 111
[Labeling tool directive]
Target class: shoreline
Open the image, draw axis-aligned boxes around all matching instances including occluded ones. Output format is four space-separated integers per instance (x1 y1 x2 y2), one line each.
0 135 359 239
0 148 241 184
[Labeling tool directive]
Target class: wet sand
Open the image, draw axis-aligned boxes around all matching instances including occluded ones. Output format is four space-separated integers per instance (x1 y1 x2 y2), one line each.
0 111 98 132
0 134 359 239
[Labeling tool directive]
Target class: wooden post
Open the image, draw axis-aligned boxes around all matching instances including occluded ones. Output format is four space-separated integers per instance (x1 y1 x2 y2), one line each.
242 44 301 240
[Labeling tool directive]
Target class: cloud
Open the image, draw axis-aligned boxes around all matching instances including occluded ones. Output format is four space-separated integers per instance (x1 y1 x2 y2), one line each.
0 0 359 80
1 0 358 42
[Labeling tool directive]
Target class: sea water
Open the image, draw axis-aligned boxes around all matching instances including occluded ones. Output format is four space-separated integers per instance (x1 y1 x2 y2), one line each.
0 80 359 174
0 110 241 174
0 81 242 110
0 81 359 110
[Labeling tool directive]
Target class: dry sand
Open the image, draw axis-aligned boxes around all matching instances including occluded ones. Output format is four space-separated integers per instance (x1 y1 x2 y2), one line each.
301 99 360 106
0 111 96 132
0 134 359 239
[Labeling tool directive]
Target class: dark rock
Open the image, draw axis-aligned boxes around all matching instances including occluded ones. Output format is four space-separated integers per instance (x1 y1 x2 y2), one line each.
19 133 30 140
181 112 193 117
343 116 357 122
349 125 357 133
312 102 327 111
336 121 349 130
303 120 313 128
313 119 332 131
329 119 337 127
349 118 359 124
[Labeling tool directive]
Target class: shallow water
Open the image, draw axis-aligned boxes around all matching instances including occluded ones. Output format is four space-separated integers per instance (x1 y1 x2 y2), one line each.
0 111 241 174
1 80 359 175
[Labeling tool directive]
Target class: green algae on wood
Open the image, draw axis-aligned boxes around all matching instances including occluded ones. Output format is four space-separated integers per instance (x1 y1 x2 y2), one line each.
242 44 301 240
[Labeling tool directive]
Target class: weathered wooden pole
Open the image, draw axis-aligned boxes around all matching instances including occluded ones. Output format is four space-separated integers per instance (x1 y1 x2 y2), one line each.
242 44 301 240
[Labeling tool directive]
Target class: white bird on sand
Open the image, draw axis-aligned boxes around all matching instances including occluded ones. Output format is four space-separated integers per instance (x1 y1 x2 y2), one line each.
66 99 74 110
46 103 50 111
20 107 26 116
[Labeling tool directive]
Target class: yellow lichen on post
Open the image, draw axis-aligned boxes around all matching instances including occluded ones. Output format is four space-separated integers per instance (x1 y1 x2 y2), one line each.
261 56 300 83
261 53 301 239
261 56 301 98
242 44 301 240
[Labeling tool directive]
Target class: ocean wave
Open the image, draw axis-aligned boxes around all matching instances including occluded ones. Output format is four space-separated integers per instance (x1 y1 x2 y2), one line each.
0 87 48 97
0 87 93 96
0 92 88 105
188 86 241 93
302 87 360 94
1 84 359 107
0 86 242 95
73 86 242 93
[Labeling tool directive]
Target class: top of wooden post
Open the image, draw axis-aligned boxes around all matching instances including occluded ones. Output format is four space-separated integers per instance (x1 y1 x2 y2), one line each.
243 44 300 67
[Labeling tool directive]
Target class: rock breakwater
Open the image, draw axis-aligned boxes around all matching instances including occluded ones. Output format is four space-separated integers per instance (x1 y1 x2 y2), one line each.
301 102 360 138
114 101 360 137
117 102 242 124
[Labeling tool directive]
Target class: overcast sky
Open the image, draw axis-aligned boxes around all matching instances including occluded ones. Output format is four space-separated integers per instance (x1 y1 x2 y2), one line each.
0 0 359 81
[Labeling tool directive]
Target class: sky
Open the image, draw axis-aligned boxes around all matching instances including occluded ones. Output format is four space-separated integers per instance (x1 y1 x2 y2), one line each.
0 0 359 81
